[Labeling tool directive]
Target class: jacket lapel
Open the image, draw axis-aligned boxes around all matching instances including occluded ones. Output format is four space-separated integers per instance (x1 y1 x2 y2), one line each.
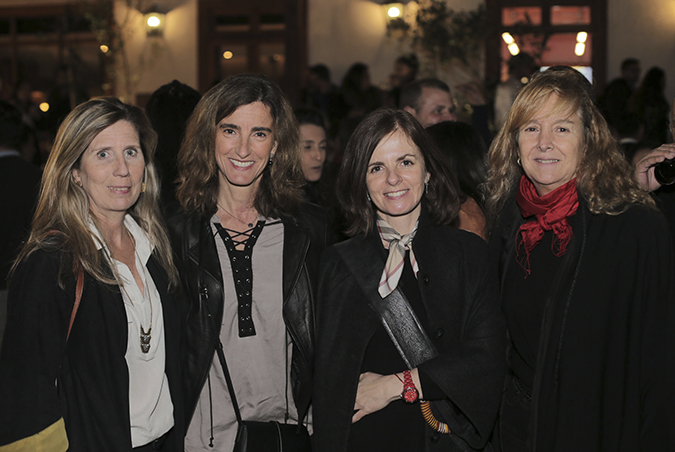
282 218 310 302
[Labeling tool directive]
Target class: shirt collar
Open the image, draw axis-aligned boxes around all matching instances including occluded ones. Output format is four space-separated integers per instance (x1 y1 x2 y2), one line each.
89 214 154 264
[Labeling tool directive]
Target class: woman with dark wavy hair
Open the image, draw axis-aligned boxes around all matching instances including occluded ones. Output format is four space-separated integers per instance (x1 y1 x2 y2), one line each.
485 66 674 450
313 108 505 451
167 74 326 451
0 97 183 451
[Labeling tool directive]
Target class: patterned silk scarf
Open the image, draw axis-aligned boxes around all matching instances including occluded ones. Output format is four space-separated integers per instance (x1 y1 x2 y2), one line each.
515 176 579 276
376 215 420 298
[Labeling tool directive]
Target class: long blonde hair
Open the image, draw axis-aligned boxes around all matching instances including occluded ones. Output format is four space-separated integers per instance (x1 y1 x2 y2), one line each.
13 97 178 287
485 67 654 228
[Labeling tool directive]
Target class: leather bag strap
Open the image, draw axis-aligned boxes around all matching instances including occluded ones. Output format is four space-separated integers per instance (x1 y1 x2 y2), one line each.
334 241 437 368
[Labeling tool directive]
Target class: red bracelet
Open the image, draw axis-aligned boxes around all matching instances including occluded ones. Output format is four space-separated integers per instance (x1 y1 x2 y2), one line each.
396 370 419 403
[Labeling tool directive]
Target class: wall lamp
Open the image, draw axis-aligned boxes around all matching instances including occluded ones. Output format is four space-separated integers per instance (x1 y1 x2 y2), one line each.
502 32 520 56
145 11 166 37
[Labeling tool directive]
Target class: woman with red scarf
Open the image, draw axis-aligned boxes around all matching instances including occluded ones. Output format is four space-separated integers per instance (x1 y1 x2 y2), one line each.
485 66 675 451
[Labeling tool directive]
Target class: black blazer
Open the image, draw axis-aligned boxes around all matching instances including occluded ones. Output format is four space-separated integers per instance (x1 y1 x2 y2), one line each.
313 208 506 451
0 248 184 451
166 203 327 429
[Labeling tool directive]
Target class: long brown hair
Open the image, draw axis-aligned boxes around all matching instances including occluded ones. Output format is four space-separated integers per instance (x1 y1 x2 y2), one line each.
485 67 654 228
13 97 178 287
176 74 304 218
337 108 461 236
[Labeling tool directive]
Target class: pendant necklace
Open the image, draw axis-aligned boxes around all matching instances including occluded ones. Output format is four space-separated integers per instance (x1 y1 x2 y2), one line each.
125 228 153 354
217 201 255 228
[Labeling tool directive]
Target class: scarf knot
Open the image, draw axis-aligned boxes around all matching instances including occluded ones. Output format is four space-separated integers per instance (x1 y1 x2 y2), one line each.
515 176 578 276
376 216 420 298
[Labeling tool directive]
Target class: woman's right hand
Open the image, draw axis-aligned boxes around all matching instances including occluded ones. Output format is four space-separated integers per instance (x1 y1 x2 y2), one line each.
634 143 675 192
352 372 401 423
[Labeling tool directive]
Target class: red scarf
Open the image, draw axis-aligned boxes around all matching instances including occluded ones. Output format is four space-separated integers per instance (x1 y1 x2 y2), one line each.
515 176 579 276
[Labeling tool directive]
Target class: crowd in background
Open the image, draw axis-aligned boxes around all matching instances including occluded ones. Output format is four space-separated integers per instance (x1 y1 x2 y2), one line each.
0 54 674 452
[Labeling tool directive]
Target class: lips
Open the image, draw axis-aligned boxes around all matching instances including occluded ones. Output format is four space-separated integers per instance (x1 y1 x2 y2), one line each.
229 158 255 168
384 189 408 198
108 186 131 193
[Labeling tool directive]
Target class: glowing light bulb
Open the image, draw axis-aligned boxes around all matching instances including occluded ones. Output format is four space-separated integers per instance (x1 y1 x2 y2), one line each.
223 51 233 60
388 6 401 18
502 32 515 45
574 43 585 56
100 45 109 53
576 32 587 43
39 102 49 112
508 43 520 56
147 15 161 28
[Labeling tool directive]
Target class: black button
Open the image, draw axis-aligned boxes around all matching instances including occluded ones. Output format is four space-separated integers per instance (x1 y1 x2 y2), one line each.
434 328 444 339
430 432 440 443
423 275 429 285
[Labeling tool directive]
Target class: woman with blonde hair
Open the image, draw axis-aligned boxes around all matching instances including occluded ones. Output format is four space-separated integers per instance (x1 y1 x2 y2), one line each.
167 74 326 451
486 66 673 450
0 97 184 451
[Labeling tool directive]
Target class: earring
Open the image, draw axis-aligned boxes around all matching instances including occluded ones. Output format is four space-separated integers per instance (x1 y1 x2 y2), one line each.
424 182 428 194
141 182 146 193
75 179 82 187
268 155 274 166
366 192 371 202
517 158 521 166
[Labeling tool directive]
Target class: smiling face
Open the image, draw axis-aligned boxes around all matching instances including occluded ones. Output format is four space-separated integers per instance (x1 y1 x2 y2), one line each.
215 101 278 192
299 123 327 182
517 94 584 196
413 87 457 127
366 130 430 234
71 120 145 224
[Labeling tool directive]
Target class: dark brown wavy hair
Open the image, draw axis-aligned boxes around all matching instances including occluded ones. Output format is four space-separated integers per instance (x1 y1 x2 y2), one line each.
485 66 654 228
176 74 304 218
337 108 461 236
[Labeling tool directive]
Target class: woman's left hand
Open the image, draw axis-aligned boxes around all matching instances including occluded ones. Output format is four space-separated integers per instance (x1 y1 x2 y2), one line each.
352 372 400 423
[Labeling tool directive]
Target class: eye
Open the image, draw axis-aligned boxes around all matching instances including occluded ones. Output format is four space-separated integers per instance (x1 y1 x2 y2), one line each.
125 148 139 157
222 128 236 135
522 126 538 132
401 159 414 167
96 150 109 159
303 141 313 151
557 126 570 133
369 165 383 173
319 142 328 151
253 131 268 138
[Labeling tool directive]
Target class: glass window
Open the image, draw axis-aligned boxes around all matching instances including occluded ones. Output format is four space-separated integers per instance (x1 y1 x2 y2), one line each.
215 15 250 32
502 7 542 26
551 6 591 25
259 42 285 84
219 44 248 79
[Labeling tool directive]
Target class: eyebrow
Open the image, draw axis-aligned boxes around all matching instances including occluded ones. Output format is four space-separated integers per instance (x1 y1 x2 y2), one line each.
368 153 418 166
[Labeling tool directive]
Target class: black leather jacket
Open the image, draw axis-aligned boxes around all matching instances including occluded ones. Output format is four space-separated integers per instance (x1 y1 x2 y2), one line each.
166 204 327 429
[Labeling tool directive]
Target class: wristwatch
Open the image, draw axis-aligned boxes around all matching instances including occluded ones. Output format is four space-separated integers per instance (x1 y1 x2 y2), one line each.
398 370 419 403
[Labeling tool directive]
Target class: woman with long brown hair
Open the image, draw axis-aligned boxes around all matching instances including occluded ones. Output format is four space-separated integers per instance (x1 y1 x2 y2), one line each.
167 74 326 451
313 108 505 451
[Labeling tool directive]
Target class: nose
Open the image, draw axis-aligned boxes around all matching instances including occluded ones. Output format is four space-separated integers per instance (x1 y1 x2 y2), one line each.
386 168 402 186
235 138 252 158
538 129 553 151
113 154 130 177
442 109 457 122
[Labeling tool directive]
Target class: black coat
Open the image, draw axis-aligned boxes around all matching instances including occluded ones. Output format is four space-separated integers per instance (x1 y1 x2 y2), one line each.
0 248 185 451
490 196 675 450
313 209 506 451
166 204 327 429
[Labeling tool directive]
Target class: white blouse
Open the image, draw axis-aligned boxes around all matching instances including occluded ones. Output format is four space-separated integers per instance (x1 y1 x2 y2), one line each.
91 215 174 447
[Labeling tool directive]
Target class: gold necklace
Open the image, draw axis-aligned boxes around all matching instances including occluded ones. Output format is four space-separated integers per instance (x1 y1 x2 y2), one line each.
217 201 256 228
125 228 153 354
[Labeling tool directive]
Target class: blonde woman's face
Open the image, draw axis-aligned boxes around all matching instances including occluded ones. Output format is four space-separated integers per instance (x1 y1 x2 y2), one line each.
517 94 583 196
71 120 145 224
